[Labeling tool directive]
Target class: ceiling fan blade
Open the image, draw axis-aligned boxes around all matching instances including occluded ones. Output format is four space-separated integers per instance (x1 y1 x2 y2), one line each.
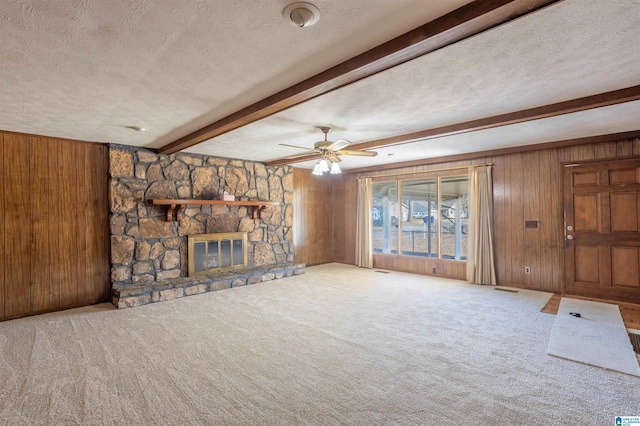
279 143 316 152
269 152 322 164
338 149 378 157
328 153 341 162
326 139 350 151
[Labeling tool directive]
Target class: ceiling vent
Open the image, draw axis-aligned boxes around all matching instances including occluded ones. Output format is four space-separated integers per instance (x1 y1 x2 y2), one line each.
283 3 320 28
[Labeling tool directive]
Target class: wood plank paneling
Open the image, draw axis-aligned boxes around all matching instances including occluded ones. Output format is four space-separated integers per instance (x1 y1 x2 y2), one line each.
331 175 346 263
99 145 110 300
334 174 357 265
373 254 466 280
507 153 524 286
90 144 110 302
594 141 617 159
0 134 4 317
58 143 78 308
0 131 109 321
537 149 554 291
491 155 506 285
547 150 563 292
617 140 634 157
293 168 334 266
3 133 31 318
29 137 51 312
76 143 90 305
522 151 541 289
48 139 63 310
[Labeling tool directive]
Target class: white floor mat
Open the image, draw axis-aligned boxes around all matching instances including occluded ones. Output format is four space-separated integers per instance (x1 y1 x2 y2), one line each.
547 298 640 377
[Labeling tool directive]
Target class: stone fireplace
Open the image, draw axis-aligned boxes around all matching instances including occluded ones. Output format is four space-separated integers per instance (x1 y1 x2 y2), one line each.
109 144 295 289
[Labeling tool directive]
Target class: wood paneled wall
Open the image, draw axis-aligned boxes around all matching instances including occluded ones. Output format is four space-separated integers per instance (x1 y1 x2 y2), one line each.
373 255 466 280
331 137 640 294
332 173 357 265
292 168 335 266
0 131 109 321
492 138 640 292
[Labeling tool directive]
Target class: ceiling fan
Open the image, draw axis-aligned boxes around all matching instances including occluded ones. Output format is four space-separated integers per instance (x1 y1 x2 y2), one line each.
279 127 377 175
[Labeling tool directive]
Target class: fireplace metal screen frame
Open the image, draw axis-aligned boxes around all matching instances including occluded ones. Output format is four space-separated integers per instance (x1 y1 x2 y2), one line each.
188 232 248 277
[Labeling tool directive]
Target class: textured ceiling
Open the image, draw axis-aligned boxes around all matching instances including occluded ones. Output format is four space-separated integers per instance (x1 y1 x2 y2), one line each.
0 0 469 146
187 0 640 168
2 0 639 170
292 100 640 170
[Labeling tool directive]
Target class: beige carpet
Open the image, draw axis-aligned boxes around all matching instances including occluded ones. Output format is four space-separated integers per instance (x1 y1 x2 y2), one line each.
0 263 638 425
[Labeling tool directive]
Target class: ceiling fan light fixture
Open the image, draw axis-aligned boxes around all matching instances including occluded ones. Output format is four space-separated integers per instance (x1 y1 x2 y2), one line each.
283 3 320 28
318 158 330 173
280 127 375 175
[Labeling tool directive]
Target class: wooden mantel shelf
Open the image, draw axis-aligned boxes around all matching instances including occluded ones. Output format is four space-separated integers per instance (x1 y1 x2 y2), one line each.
151 199 280 222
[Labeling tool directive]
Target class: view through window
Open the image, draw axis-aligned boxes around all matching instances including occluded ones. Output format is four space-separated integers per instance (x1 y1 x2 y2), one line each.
372 175 468 260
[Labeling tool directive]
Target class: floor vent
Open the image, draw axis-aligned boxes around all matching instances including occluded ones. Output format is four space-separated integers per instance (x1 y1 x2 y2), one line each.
629 331 640 354
374 270 390 274
494 287 519 293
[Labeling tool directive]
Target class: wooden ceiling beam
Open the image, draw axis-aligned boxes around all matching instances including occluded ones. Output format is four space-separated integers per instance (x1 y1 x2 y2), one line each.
158 0 560 155
264 85 640 167
344 130 640 174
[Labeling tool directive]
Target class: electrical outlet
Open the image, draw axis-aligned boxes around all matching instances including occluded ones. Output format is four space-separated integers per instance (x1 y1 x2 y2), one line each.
524 266 531 275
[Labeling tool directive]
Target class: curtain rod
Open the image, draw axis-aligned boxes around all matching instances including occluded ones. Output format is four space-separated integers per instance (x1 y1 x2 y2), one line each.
356 163 493 179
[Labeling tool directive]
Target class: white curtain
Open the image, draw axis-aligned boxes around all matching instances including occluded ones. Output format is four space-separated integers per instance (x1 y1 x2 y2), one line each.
466 166 497 285
355 177 373 268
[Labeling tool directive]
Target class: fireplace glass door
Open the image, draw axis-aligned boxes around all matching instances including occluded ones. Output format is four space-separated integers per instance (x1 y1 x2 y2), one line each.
188 232 248 276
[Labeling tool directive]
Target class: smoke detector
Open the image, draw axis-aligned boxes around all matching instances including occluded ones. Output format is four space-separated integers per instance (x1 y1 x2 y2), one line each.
283 2 320 28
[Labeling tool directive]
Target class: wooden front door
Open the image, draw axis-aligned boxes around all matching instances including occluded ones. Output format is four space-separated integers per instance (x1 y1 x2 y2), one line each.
564 159 640 303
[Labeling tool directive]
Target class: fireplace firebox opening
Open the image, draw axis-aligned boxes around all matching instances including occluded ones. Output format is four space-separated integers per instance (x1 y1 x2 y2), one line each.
188 232 248 276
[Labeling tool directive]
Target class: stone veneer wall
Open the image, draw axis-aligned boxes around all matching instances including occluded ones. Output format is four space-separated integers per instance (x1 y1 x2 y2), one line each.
109 144 294 288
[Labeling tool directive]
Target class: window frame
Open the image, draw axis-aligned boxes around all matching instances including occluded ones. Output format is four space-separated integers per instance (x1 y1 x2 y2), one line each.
371 169 469 262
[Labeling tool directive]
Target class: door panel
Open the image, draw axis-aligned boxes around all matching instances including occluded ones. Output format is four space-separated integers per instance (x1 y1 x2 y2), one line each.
564 159 640 303
610 192 638 232
609 167 638 184
611 246 639 287
574 245 600 284
572 171 598 186
573 194 599 231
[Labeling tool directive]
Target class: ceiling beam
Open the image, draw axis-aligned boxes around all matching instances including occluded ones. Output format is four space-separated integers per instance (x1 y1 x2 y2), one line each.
158 0 560 155
264 85 640 167
344 130 640 174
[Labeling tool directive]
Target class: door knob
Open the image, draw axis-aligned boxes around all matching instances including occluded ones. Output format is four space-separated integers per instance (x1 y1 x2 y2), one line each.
567 225 573 231
567 235 574 240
